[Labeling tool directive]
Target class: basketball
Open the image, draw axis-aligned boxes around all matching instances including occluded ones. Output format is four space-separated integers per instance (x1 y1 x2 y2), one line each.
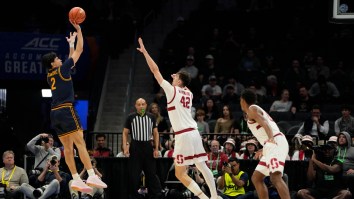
68 7 86 24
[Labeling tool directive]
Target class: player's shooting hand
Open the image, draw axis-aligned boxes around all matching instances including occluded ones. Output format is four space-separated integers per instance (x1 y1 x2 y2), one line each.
69 20 81 31
136 38 147 54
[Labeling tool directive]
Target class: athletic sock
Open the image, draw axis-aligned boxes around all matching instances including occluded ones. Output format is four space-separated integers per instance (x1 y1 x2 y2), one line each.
186 181 208 199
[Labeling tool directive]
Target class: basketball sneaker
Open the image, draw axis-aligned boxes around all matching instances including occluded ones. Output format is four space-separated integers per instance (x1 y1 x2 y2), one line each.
86 175 108 188
71 179 93 193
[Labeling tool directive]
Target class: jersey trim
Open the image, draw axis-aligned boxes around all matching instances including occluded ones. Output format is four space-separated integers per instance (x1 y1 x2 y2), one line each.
167 106 176 111
174 128 195 135
167 86 176 104
184 153 208 160
58 66 71 81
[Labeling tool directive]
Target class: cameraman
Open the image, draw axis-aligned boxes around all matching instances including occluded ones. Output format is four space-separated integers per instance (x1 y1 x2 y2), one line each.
21 155 71 199
26 133 61 187
217 157 251 199
297 143 352 199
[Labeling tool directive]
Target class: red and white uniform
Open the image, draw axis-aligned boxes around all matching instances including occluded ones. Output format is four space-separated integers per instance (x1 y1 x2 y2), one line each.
247 105 289 175
161 80 208 166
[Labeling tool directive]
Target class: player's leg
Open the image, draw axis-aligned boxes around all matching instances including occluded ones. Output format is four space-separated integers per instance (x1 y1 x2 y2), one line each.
268 135 290 199
70 130 107 188
252 170 268 199
195 161 219 199
174 164 208 199
59 134 93 193
270 172 290 199
70 130 91 170
59 135 77 174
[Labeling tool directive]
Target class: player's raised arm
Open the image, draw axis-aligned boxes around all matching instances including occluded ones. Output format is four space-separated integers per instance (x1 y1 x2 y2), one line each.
70 21 83 65
136 37 164 85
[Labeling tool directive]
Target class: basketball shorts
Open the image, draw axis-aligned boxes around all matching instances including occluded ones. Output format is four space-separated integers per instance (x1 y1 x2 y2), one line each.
173 129 208 166
50 103 82 137
256 133 289 176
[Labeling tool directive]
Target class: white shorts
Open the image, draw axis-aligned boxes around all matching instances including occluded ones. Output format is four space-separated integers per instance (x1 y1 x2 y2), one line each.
173 129 208 166
256 134 289 176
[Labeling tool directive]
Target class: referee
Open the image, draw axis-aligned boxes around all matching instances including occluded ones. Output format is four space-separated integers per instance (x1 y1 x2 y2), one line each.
122 98 162 199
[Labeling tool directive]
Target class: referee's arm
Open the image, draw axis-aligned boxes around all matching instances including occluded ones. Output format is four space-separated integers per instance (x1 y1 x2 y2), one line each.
122 128 130 157
152 127 159 158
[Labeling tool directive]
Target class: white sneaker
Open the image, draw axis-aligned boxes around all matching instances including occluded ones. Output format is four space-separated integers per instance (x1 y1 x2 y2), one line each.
86 175 107 188
71 179 92 193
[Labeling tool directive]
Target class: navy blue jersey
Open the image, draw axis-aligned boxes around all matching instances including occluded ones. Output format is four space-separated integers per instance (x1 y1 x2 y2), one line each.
47 58 75 107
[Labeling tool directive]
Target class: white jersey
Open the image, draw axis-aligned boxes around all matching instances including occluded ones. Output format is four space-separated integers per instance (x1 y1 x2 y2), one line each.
161 80 198 132
247 104 281 146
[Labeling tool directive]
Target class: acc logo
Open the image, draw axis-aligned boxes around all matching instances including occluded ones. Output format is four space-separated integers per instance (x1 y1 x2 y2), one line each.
21 37 61 51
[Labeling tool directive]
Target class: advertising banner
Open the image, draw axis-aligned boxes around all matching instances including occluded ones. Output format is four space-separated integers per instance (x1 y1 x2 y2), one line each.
0 32 90 80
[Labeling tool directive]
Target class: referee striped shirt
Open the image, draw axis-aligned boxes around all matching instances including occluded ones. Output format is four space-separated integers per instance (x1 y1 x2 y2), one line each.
124 112 157 141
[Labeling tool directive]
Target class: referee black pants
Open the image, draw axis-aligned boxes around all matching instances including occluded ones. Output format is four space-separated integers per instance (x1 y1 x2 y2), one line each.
129 140 162 199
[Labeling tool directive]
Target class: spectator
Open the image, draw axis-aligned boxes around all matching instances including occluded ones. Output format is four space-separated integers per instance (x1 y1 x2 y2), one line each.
21 155 71 199
122 98 162 199
336 132 354 193
179 55 200 97
334 104 354 139
92 134 113 157
0 150 28 199
239 139 259 160
296 143 351 199
231 112 252 136
307 56 330 82
265 75 280 103
153 88 168 118
221 85 239 106
290 135 313 161
203 98 220 122
214 105 234 145
222 77 245 98
199 54 220 83
217 157 250 199
26 133 61 187
207 140 229 178
296 104 329 143
247 81 267 104
223 138 238 159
291 85 315 113
289 134 303 161
308 75 340 104
327 136 338 149
148 102 170 146
201 75 223 102
269 89 292 113
196 109 210 137
179 55 199 79
238 49 261 73
283 59 308 96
